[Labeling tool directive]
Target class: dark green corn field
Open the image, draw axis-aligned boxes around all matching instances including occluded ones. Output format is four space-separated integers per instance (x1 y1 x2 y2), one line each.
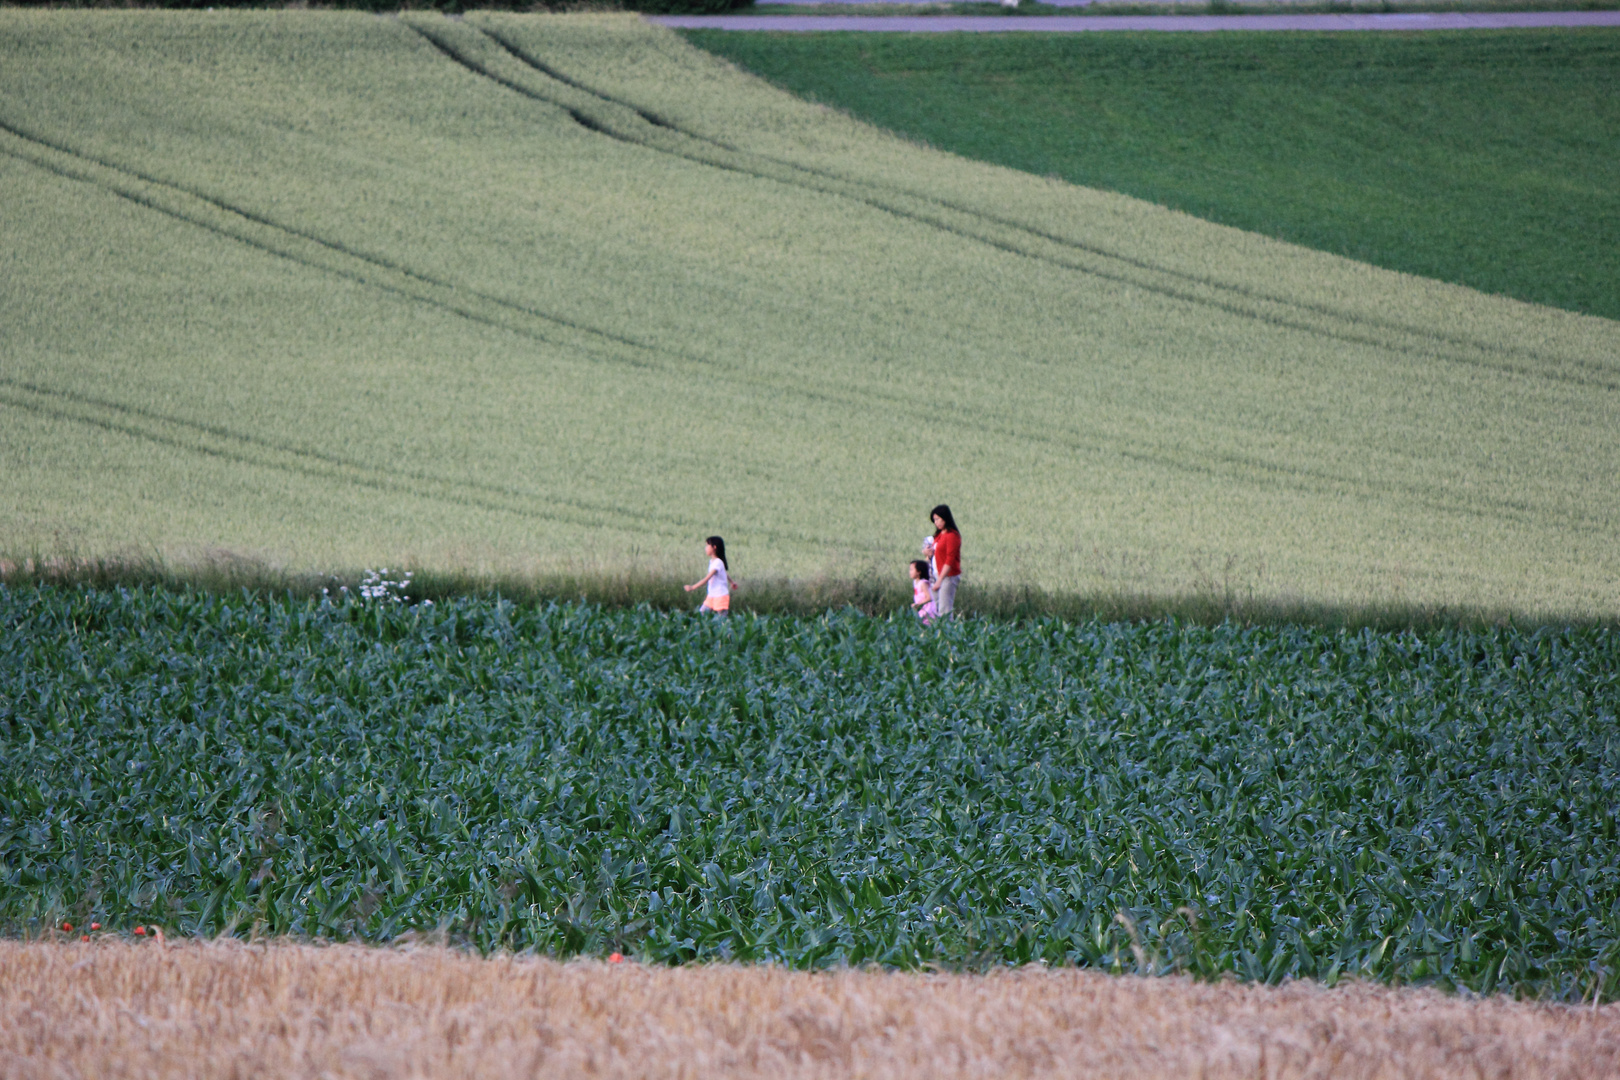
2 587 1617 1000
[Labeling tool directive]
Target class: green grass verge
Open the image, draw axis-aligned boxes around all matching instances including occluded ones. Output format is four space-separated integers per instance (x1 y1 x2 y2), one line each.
3 13 1618 620
4 585 1618 998
682 28 1620 322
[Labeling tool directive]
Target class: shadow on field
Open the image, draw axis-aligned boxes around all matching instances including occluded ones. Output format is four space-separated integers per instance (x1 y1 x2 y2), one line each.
1 551 1608 631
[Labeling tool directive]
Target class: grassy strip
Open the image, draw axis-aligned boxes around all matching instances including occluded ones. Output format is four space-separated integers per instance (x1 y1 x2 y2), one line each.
683 28 1620 322
4 585 1618 997
1 554 1605 629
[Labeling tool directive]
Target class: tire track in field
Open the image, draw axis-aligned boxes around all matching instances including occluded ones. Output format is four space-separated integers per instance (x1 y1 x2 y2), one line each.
7 338 1603 550
493 30 1565 364
422 21 1403 365
0 376 841 550
490 24 1607 384
0 117 972 446
3 111 1604 536
0 377 655 536
0 118 687 373
0 101 1605 534
0 114 1089 463
455 20 1617 392
419 27 1620 532
0 107 1144 471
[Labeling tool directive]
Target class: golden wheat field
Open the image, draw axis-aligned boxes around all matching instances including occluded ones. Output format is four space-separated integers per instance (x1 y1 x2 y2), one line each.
2 12 1618 615
1 939 1616 1079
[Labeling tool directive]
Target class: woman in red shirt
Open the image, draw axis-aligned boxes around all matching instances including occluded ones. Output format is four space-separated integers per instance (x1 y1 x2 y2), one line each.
929 504 961 618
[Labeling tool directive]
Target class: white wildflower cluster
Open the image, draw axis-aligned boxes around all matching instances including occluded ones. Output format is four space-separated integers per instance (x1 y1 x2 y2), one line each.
321 568 426 605
358 567 413 603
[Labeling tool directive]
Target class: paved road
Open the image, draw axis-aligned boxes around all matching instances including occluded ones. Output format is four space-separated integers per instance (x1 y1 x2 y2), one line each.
652 10 1620 30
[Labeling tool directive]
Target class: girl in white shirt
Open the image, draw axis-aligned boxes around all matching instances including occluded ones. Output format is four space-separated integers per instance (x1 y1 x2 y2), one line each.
684 535 735 614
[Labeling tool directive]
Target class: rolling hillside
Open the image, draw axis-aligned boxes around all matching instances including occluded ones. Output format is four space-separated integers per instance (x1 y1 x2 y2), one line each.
1 11 1616 616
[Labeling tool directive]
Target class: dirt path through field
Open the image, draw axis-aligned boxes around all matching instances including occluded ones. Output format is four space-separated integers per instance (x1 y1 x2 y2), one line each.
652 10 1620 29
2 940 1616 1078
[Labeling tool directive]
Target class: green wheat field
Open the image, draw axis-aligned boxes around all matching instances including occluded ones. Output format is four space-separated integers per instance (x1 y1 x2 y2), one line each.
2 11 1618 617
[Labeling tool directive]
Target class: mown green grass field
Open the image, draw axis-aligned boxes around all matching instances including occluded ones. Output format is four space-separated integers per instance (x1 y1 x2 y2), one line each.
2 12 1617 618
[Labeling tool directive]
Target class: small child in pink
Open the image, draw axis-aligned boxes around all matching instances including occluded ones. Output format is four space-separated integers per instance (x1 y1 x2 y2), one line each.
909 560 937 624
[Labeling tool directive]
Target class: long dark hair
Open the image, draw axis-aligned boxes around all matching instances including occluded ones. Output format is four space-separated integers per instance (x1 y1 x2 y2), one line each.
910 559 932 580
706 535 728 570
929 504 958 536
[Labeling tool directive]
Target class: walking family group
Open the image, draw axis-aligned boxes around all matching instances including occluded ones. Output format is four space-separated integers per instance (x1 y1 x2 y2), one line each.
686 504 963 621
